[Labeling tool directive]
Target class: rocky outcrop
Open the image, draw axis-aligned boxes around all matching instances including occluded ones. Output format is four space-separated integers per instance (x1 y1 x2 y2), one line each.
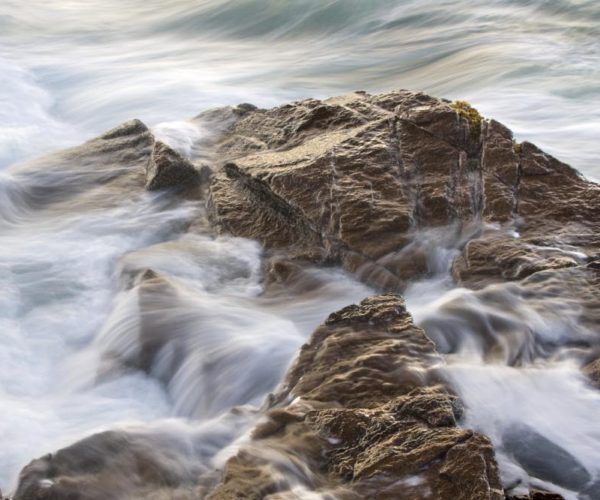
201 90 600 499
208 295 503 500
9 89 600 500
206 91 600 289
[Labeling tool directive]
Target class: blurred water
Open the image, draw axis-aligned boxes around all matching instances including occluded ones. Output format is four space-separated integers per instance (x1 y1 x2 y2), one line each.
0 152 372 491
1 1 599 497
406 253 600 499
0 0 598 176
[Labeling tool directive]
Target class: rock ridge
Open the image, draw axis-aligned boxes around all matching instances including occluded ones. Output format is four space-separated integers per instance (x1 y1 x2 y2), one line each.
208 294 504 500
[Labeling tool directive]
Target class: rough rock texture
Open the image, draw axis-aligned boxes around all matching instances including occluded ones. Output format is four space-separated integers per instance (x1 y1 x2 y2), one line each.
146 140 200 191
10 117 207 211
205 88 600 392
507 490 565 500
206 91 600 289
583 357 600 388
208 295 504 500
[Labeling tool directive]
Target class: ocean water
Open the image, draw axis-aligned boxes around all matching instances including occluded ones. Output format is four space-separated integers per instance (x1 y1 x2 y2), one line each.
0 1 599 498
1 0 598 177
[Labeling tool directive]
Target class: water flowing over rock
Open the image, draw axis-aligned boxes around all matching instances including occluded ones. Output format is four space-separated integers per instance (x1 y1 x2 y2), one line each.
209 294 503 499
206 90 600 290
9 89 600 500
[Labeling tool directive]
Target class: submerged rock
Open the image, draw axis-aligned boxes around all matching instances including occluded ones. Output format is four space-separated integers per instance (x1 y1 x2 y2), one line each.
502 424 592 492
13 430 203 500
7 118 154 212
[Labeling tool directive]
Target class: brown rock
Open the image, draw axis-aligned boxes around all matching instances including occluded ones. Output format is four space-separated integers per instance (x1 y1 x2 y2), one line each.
145 140 200 191
205 90 600 290
12 89 600 500
13 431 202 500
208 295 503 499
583 357 600 388
9 118 154 212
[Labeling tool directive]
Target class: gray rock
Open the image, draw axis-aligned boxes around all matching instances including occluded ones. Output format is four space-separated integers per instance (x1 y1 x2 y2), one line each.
503 423 591 492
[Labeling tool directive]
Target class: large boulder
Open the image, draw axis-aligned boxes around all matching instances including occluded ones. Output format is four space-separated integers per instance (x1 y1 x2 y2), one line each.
206 91 600 289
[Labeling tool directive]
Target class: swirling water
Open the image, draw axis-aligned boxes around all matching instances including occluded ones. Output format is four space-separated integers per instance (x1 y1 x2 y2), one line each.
1 0 599 177
0 0 599 497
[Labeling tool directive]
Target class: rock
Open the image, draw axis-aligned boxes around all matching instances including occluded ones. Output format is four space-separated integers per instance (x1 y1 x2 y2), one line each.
204 88 600 398
208 294 503 499
205 90 600 290
208 162 325 261
13 430 204 500
583 357 600 388
502 423 591 492
9 118 154 211
145 140 200 191
11 89 600 500
507 489 565 500
451 234 582 285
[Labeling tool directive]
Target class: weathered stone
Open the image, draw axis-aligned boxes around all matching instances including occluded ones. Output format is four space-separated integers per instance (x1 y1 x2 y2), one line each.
583 357 600 388
145 140 200 191
11 89 600 500
9 118 154 212
205 90 600 291
209 295 503 499
13 431 202 500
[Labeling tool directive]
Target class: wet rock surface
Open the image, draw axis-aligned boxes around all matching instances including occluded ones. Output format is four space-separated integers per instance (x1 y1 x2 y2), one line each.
145 140 200 191
14 431 197 500
502 424 591 492
7 118 154 212
209 295 503 500
207 90 600 290
507 489 566 500
10 89 600 499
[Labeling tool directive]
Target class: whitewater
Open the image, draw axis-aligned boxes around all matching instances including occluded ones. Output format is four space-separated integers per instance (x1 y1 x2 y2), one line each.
1 1 599 498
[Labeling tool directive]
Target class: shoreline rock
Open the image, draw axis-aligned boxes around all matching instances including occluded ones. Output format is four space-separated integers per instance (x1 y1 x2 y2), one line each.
8 89 600 500
208 294 503 500
145 140 201 191
206 90 600 291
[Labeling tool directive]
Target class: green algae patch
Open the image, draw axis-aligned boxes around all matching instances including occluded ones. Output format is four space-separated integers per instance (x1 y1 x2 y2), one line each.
512 139 523 154
451 100 482 139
